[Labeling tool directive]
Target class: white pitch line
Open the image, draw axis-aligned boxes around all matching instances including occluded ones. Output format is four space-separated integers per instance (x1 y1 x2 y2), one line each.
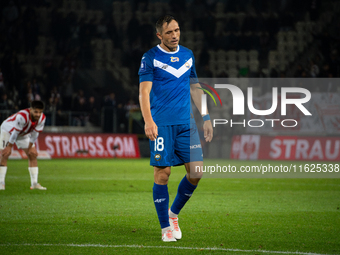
0 243 329 255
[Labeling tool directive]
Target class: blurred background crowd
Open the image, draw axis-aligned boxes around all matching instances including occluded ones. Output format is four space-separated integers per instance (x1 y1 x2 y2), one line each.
0 0 339 132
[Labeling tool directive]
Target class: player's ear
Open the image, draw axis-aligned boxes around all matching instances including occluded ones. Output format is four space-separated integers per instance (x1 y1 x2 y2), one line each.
156 32 162 40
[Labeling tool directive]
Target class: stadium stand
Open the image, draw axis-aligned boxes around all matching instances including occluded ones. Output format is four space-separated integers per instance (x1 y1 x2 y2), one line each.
0 0 340 130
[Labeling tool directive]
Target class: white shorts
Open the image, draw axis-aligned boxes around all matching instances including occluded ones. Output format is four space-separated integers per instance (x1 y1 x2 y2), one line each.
0 129 31 150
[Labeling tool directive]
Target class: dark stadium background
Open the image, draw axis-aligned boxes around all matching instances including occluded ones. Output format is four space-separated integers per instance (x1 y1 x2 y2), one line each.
0 0 339 157
1 2 340 254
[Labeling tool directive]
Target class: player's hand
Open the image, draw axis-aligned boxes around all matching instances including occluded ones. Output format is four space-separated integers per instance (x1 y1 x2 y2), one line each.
1 145 12 158
27 147 38 158
145 120 158 141
203 120 213 142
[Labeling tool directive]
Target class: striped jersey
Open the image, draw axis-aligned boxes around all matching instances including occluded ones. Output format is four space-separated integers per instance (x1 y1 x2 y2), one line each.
1 108 46 136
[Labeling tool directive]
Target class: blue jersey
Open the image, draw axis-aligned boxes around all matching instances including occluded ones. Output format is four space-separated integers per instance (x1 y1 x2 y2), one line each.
138 45 198 126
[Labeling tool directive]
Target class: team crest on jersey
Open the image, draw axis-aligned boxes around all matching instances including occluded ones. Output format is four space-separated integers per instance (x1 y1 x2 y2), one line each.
154 154 161 161
185 62 190 68
170 57 179 62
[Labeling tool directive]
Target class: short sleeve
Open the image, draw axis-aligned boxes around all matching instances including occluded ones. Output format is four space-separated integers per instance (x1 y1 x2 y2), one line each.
189 51 199 84
13 114 26 132
138 53 154 83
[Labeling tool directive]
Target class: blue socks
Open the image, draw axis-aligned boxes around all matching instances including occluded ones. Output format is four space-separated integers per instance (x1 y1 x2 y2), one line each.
153 183 170 229
170 175 197 215
153 176 197 229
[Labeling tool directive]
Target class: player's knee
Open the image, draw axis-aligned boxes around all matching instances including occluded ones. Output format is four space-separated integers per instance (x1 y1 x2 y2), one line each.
154 168 170 184
28 155 36 161
158 172 170 183
188 177 201 186
186 165 204 180
28 153 38 160
0 154 9 160
194 170 204 179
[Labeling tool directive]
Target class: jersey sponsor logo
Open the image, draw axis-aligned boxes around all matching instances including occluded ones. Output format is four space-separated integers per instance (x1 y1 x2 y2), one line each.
154 58 193 78
161 65 168 70
154 198 166 203
38 133 140 158
170 57 179 62
154 153 162 161
190 144 201 149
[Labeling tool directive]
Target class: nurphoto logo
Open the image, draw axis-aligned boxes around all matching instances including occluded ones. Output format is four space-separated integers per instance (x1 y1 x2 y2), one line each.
200 84 312 128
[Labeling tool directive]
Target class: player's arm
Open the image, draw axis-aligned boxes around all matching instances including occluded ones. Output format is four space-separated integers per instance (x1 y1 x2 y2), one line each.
26 130 39 157
1 129 19 158
27 114 45 156
190 82 213 142
1 114 26 158
190 82 207 116
139 81 158 141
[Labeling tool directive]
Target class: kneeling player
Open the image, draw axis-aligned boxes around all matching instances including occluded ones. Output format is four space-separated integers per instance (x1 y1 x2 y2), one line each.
0 100 47 190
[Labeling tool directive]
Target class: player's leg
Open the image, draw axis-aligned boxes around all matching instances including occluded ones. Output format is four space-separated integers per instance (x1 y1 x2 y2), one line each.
170 124 203 215
168 162 203 239
150 126 176 241
0 129 10 190
153 166 175 241
171 161 203 214
0 155 8 190
21 138 46 190
169 124 203 239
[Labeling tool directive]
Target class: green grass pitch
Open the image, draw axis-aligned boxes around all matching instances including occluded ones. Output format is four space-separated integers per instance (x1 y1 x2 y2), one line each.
0 159 339 255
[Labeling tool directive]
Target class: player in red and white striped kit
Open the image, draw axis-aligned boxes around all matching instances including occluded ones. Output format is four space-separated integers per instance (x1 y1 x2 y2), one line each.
0 100 46 190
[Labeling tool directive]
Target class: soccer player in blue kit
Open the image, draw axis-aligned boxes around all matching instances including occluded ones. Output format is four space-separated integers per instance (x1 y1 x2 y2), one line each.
138 15 213 242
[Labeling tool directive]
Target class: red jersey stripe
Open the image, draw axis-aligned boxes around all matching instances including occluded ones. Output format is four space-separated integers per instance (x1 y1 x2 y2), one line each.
41 113 46 123
18 111 28 123
9 127 22 134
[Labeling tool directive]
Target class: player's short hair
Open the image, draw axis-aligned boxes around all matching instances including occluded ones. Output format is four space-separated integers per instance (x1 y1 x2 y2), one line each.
156 15 179 33
30 100 45 110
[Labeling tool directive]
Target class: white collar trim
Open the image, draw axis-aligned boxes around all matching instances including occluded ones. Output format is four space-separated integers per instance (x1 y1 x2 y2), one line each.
157 45 180 54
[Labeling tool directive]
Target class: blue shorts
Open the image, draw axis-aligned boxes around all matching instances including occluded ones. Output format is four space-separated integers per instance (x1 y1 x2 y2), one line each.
150 123 203 167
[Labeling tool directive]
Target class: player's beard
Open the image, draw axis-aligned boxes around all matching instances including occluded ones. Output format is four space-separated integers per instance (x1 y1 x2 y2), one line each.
31 114 39 122
165 40 178 52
